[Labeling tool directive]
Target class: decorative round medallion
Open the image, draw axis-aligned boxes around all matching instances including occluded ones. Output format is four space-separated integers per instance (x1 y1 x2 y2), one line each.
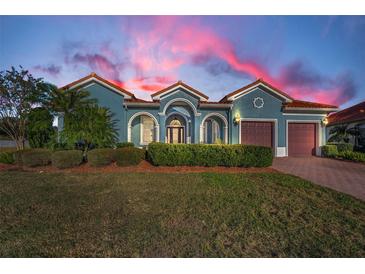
253 97 264 109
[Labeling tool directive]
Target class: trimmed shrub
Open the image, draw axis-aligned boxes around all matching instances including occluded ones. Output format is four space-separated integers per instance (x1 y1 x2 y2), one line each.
87 148 115 167
337 151 365 163
0 151 15 164
328 142 353 153
321 145 338 158
147 143 273 167
116 142 134 148
115 147 145 166
52 150 83 169
21 149 52 167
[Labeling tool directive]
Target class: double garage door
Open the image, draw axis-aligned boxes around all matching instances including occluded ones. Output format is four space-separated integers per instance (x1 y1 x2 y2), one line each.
240 121 317 156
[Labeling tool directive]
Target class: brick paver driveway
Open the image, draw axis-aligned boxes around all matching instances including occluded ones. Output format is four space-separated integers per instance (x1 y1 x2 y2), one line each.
273 157 365 201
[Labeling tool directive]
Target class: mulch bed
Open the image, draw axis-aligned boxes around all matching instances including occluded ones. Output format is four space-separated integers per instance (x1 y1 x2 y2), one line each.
0 160 277 174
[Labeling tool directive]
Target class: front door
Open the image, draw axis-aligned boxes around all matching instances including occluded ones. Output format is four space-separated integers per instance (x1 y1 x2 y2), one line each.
167 127 185 143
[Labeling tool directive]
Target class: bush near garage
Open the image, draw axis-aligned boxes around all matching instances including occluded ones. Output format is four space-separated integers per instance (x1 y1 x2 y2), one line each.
115 147 145 166
87 148 115 167
51 150 83 169
337 151 365 163
321 145 338 158
147 143 273 167
328 142 353 153
20 149 52 167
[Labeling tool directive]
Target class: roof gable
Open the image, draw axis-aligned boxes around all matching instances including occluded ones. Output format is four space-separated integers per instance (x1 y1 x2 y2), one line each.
60 73 134 99
151 81 209 101
220 79 293 103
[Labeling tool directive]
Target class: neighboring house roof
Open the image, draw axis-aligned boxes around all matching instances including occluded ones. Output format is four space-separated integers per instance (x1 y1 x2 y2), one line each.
150 81 209 101
220 78 294 103
60 72 134 99
328 101 365 126
283 100 338 111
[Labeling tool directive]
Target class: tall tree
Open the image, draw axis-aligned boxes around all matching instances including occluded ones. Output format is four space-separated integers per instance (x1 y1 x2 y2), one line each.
0 66 47 150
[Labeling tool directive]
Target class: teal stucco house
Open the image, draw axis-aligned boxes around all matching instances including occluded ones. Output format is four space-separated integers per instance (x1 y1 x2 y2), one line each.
59 73 338 157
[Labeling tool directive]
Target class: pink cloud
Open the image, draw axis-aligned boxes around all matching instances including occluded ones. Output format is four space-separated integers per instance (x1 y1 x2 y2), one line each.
57 17 355 105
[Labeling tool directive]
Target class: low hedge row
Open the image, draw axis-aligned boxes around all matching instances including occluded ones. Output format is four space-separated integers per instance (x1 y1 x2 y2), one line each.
52 150 84 169
87 148 115 167
5 147 145 169
115 147 145 166
21 149 52 167
147 143 273 167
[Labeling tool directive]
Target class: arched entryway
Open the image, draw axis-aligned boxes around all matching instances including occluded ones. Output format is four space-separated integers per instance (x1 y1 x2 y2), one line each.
127 112 159 146
166 114 186 144
200 113 228 144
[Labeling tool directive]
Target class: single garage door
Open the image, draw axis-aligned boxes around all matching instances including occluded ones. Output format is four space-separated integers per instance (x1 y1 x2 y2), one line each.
288 123 316 156
241 121 273 148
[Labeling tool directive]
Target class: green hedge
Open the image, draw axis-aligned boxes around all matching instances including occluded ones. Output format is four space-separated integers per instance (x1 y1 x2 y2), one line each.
321 145 338 158
21 149 52 167
116 142 134 148
147 143 273 167
328 142 353 153
0 151 15 164
115 147 145 166
87 148 115 167
52 150 83 169
337 151 365 163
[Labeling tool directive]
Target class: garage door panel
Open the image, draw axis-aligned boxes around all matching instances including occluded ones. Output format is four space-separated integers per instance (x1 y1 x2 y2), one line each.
241 121 273 148
288 123 316 156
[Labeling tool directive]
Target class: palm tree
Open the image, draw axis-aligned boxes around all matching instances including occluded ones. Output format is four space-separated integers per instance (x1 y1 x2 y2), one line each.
43 84 96 115
328 125 349 143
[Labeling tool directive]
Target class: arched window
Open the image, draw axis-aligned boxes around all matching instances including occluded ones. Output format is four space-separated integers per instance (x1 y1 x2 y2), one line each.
170 118 182 127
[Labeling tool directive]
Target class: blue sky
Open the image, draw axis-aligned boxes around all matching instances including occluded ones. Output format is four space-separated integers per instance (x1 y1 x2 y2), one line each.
1 16 364 108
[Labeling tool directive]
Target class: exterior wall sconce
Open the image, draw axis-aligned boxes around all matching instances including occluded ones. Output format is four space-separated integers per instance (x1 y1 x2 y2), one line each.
234 113 241 124
322 117 329 126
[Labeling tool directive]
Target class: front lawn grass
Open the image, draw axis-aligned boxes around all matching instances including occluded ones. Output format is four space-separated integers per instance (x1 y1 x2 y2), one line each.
0 171 364 257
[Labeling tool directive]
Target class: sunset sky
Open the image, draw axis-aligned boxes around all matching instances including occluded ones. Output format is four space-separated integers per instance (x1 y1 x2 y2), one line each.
1 16 364 108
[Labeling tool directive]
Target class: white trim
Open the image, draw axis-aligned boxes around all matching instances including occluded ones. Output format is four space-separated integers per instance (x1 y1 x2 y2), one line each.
159 97 201 116
200 112 229 144
228 83 292 102
152 84 208 102
239 118 278 157
286 120 323 157
276 147 287 157
283 113 327 116
68 77 132 99
127 112 160 143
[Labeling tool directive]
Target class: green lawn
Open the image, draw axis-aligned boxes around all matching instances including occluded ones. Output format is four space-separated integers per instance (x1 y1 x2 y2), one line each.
0 171 364 257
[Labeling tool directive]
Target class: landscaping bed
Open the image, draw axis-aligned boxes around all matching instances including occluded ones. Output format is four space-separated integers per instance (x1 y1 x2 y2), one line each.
0 160 276 174
0 171 364 257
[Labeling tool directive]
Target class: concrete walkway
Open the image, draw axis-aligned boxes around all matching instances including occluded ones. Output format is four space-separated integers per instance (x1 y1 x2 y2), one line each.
273 157 365 201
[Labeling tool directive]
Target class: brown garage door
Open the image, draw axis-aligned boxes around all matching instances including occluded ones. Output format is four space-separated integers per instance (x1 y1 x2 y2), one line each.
288 123 316 156
241 121 273 148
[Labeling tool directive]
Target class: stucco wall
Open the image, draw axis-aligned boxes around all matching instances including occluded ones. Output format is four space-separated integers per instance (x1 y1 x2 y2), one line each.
230 87 326 156
83 83 127 142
